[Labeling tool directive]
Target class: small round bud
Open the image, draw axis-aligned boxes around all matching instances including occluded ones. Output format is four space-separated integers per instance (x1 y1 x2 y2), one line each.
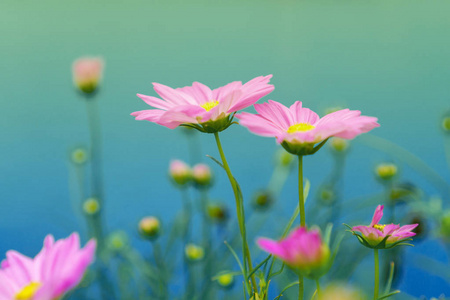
185 243 204 262
169 160 192 186
375 163 398 181
72 57 104 95
83 198 100 215
207 203 229 223
216 273 234 289
107 231 128 252
319 187 335 205
192 164 213 187
252 190 274 211
139 217 161 239
441 116 450 132
71 148 88 165
275 149 294 167
319 284 367 300
329 138 349 153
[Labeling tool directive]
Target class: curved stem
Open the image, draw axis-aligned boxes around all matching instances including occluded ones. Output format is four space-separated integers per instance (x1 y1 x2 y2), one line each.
213 132 257 293
298 155 305 300
374 249 380 300
315 279 321 298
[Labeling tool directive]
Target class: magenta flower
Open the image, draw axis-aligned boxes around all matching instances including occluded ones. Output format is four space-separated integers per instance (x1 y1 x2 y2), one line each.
72 57 104 94
348 205 418 249
131 75 274 133
0 233 96 300
236 100 379 155
257 226 330 278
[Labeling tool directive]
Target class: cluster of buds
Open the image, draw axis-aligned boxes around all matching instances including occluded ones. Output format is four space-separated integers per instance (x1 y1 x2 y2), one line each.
169 160 213 188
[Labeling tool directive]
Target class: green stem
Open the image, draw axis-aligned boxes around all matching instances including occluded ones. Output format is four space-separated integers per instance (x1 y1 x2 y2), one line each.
213 132 257 293
315 279 321 298
374 249 380 300
298 155 305 300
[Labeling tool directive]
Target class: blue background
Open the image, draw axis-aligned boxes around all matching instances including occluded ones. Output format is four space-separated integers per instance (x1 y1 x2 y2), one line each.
1 0 449 298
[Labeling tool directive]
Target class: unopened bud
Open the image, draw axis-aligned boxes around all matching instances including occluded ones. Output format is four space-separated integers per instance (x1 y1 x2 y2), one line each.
169 160 192 186
107 231 128 251
440 211 450 239
83 198 100 215
216 273 234 289
442 116 450 132
207 203 229 223
71 148 88 165
185 243 204 261
329 138 349 153
275 149 294 167
139 216 161 239
72 57 104 94
192 164 213 187
252 190 274 211
375 163 398 181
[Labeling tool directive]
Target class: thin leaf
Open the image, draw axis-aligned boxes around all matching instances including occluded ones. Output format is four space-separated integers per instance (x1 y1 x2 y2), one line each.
206 155 225 169
384 262 395 295
268 263 285 280
224 241 249 293
377 290 400 300
323 223 333 246
247 254 272 281
274 281 299 300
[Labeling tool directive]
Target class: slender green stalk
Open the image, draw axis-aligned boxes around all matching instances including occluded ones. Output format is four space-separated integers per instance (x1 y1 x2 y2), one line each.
213 132 257 293
315 279 321 298
152 241 168 299
374 249 380 300
298 155 305 300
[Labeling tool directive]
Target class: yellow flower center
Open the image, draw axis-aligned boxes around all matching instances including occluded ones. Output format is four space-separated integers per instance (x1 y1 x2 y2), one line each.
373 224 386 232
200 100 219 111
15 282 41 300
287 123 315 133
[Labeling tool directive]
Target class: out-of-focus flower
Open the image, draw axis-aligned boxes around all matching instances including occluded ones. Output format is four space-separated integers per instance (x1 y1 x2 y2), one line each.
0 233 96 300
131 75 274 133
318 283 367 300
375 163 398 181
236 101 379 156
251 190 274 211
207 203 229 223
216 273 234 289
139 217 161 240
83 197 100 215
349 205 418 249
71 147 88 165
257 226 330 278
329 137 349 153
185 244 204 262
169 160 192 186
192 163 213 187
72 57 104 94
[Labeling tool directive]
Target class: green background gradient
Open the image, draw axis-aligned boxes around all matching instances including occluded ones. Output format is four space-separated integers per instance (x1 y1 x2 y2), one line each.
1 0 449 297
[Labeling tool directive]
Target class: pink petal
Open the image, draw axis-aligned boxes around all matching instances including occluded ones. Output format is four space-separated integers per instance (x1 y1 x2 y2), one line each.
153 83 197 105
236 112 284 137
136 94 172 110
257 238 287 259
254 100 294 129
131 109 165 122
370 205 384 227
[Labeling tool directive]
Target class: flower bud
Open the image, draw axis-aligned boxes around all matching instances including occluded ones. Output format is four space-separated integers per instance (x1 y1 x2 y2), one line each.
185 243 204 262
329 138 349 153
375 163 398 181
139 216 161 240
252 190 274 211
72 57 104 94
71 147 88 165
169 160 192 186
207 203 229 223
441 115 450 133
318 187 335 205
107 231 128 252
275 149 294 167
440 210 450 240
192 164 213 187
83 198 100 215
216 273 234 289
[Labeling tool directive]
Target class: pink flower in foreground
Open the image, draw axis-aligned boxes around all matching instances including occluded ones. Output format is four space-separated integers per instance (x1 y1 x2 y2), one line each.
0 233 96 300
349 205 418 249
257 226 330 278
236 100 379 155
72 57 104 94
131 75 274 133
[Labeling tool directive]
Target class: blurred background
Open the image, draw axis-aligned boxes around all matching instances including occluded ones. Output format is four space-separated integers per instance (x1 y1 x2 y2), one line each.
1 0 449 298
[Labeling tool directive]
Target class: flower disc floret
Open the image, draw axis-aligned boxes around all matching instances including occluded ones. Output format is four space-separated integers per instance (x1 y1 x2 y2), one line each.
347 205 418 249
236 100 379 156
131 75 274 133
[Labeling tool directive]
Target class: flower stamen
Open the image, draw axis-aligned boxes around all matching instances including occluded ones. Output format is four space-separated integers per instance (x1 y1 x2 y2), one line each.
373 224 386 232
200 100 219 112
287 123 315 133
15 282 41 300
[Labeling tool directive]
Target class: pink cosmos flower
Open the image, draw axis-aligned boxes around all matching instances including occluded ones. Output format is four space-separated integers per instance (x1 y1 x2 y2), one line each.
236 100 379 155
257 226 330 277
72 57 104 94
0 233 96 300
131 75 274 133
350 205 418 249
